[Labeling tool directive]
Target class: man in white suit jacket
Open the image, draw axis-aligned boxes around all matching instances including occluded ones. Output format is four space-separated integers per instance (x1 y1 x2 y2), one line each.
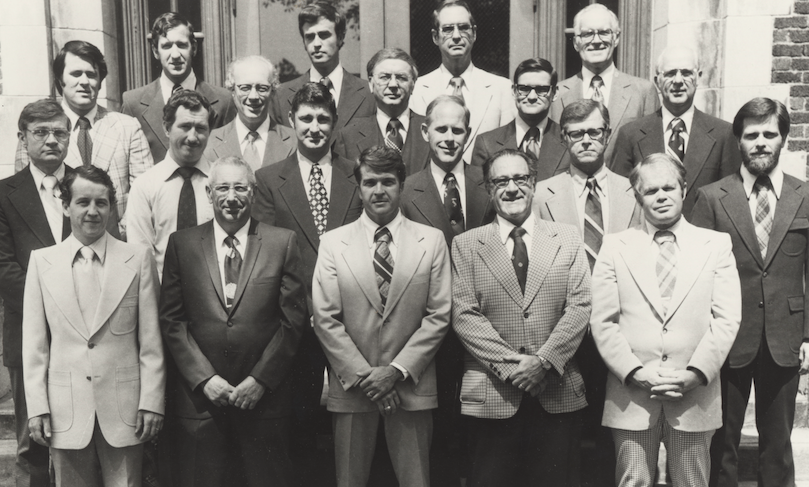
24 166 165 486
591 153 741 487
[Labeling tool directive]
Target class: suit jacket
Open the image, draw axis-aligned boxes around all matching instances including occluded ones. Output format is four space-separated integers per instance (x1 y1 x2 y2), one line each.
400 164 495 247
550 69 660 164
312 216 451 412
204 118 297 170
159 219 308 419
23 235 165 449
691 172 809 368
410 65 516 163
610 108 742 218
271 68 376 134
332 110 431 175
451 219 591 419
533 168 642 234
590 221 741 432
471 119 571 181
121 79 236 163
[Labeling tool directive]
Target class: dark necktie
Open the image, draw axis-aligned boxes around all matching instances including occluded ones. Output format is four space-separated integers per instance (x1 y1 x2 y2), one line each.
386 119 404 153
223 235 243 308
172 84 183 96
654 230 677 314
309 164 329 235
754 176 773 258
243 131 260 169
450 77 465 102
77 116 93 167
591 75 605 104
374 227 394 306
320 77 334 102
522 126 541 160
443 172 465 236
584 178 604 271
510 226 528 294
176 166 198 230
668 118 686 162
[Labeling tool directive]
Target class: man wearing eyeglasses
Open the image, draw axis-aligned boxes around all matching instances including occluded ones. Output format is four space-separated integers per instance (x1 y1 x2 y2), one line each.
205 56 297 170
550 3 659 165
611 46 741 219
410 0 515 164
471 58 570 182
452 149 591 486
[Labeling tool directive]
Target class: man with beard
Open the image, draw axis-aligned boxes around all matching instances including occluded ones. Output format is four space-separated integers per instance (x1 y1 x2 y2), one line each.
691 98 809 487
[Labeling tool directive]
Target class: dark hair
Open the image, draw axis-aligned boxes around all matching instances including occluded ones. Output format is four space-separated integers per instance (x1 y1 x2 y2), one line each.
298 1 347 46
559 99 611 132
629 152 687 195
150 12 197 51
512 57 557 86
52 41 107 96
163 90 214 128
425 95 470 127
432 0 476 30
732 97 790 139
18 99 71 132
366 47 419 80
290 82 338 121
60 165 117 210
353 146 407 186
482 149 537 186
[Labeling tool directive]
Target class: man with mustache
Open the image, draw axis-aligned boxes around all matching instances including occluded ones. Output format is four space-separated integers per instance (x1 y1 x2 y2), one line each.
611 46 741 219
691 98 809 487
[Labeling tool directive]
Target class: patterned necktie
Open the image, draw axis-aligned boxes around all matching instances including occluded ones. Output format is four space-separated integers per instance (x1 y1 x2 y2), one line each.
386 119 404 153
668 118 686 162
510 226 528 294
754 176 773 258
243 131 261 170
223 235 243 308
591 75 605 104
176 166 198 230
309 164 329 235
522 126 541 160
77 116 93 167
374 227 394 306
443 172 465 236
584 178 604 271
450 77 465 102
172 84 183 96
320 76 335 103
75 246 100 331
654 230 677 314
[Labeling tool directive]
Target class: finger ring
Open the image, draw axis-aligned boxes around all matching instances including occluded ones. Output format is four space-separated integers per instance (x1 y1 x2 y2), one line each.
367 392 373 397
385 406 391 410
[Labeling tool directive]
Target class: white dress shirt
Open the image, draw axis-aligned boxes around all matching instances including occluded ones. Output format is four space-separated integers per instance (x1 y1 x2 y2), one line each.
437 63 475 99
376 110 410 145
515 115 549 152
430 160 467 221
69 232 107 280
212 218 250 298
234 116 271 162
63 100 98 140
160 71 197 104
570 163 610 235
497 211 537 257
29 162 66 243
582 63 616 107
740 163 783 220
309 63 344 107
298 151 334 201
661 105 695 160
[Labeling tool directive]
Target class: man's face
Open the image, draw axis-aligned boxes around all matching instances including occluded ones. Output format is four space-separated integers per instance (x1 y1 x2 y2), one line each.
421 101 469 171
302 17 341 70
369 59 415 115
655 48 699 115
573 9 619 69
165 106 210 166
739 116 784 176
232 61 274 128
290 104 335 155
564 110 610 175
636 163 685 230
18 116 70 172
60 52 99 115
432 6 476 62
513 70 554 120
206 164 254 229
358 165 402 226
488 154 535 226
64 176 111 245
153 24 195 82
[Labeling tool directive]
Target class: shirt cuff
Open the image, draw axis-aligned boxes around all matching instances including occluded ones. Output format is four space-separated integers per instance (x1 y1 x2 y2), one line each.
390 362 409 380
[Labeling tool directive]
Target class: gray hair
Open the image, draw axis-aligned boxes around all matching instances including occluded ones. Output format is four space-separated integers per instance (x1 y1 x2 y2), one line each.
224 55 278 92
208 156 257 187
573 4 621 35
655 46 700 74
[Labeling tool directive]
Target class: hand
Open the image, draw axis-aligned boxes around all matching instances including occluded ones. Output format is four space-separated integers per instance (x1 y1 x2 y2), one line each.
504 354 548 396
28 414 51 447
228 376 267 410
135 411 164 442
357 366 403 401
375 389 401 417
800 342 809 375
203 375 234 407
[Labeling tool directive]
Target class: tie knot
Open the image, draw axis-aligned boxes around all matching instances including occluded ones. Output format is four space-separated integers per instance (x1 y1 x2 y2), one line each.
310 163 323 177
375 226 391 244
78 117 91 130
591 75 604 88
388 118 403 133
42 175 58 191
320 77 333 90
526 126 540 141
176 166 197 181
586 177 599 192
510 226 527 240
754 175 772 193
172 84 183 95
79 246 96 263
670 118 685 133
444 172 457 185
654 230 675 245
247 131 259 142
450 77 464 90
224 235 239 249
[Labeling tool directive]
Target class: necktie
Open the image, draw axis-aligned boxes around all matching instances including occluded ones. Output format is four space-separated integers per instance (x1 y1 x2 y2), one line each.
510 227 528 294
522 126 541 160
309 164 329 235
41 175 63 242
668 118 686 162
77 116 93 167
172 84 183 96
655 230 677 314
443 172 465 236
75 246 100 331
243 131 261 170
223 235 243 308
176 166 198 231
591 75 605 104
320 76 335 101
41 175 61 215
374 227 394 306
450 77 465 102
754 176 773 258
584 178 604 271
386 119 404 153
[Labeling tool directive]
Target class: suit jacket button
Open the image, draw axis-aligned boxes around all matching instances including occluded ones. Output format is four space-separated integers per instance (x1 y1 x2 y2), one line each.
86 376 91 381
662 328 667 334
519 347 525 353
662 355 668 361
227 321 233 327
763 271 768 277
523 312 529 319
224 350 229 357
489 363 494 369
758 302 764 308
88 343 95 349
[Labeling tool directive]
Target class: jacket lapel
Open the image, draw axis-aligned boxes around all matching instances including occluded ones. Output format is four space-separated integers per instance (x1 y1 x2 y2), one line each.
663 222 710 323
683 110 716 191
326 157 359 231
764 176 804 269
465 74 495 151
337 69 367 130
478 223 523 307
41 243 89 339
464 165 492 228
141 81 168 154
342 221 384 316
495 121 519 151
410 170 453 236
607 71 632 129
637 111 665 159
537 120 568 180
617 229 665 321
218 123 242 160
230 220 262 313
522 221 561 309
201 223 227 310
543 176 580 229
91 238 137 336
383 219 426 319
404 112 430 173
606 170 637 233
8 170 57 247
89 107 112 172
277 159 321 252
719 174 764 268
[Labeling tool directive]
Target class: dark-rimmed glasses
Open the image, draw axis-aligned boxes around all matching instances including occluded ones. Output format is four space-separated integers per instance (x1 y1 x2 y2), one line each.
27 129 70 141
490 175 532 189
564 128 608 142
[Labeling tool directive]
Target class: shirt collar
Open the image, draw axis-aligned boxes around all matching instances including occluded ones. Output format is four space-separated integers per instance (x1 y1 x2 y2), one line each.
740 164 784 199
570 163 608 197
661 104 696 134
68 232 108 264
360 210 403 248
643 214 686 245
161 154 211 182
234 116 271 143
62 100 98 129
160 71 197 100
212 217 251 246
497 211 536 245
515 115 549 147
430 159 465 184
309 63 343 87
376 110 410 136
297 150 333 169
582 63 615 91
29 162 66 187
439 63 475 88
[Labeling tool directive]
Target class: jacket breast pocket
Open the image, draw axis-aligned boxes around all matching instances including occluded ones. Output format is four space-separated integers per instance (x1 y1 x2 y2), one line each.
782 218 809 256
116 364 140 427
109 295 138 335
459 369 487 404
47 370 73 433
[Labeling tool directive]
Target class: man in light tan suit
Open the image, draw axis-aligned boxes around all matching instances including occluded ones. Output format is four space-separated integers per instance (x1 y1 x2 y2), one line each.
24 166 165 486
313 146 451 487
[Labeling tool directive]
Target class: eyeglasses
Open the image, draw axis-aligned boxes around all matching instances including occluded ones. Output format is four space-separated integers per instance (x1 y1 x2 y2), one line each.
27 129 70 141
659 69 696 80
490 175 533 189
212 184 251 195
438 23 474 37
576 29 614 43
374 73 413 85
515 84 553 99
564 128 608 142
235 84 272 95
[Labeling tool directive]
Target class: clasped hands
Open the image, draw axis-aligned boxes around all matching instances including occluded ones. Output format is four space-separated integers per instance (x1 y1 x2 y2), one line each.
505 354 548 397
630 367 701 401
356 366 403 417
203 375 265 410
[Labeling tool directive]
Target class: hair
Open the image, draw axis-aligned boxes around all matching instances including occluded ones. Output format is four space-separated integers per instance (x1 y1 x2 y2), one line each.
290 82 338 121
224 55 278 92
59 165 117 209
512 57 557 86
655 46 700 74
629 153 687 196
208 156 257 187
150 12 197 51
573 3 621 35
366 47 419 80
353 146 407 186
482 149 538 187
432 0 476 30
424 95 470 127
732 97 790 139
18 98 71 132
559 99 611 132
298 1 347 46
52 41 107 96
163 90 214 128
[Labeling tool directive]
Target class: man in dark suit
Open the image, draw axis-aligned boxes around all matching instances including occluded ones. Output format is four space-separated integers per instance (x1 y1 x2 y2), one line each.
611 46 742 218
333 48 430 175
271 1 374 134
121 12 236 162
691 98 809 487
471 58 570 182
159 155 307 487
205 55 296 170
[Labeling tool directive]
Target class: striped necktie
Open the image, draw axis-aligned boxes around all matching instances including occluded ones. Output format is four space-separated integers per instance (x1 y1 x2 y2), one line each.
374 227 394 306
754 176 773 258
668 118 686 162
655 230 677 314
386 119 404 153
583 178 604 271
